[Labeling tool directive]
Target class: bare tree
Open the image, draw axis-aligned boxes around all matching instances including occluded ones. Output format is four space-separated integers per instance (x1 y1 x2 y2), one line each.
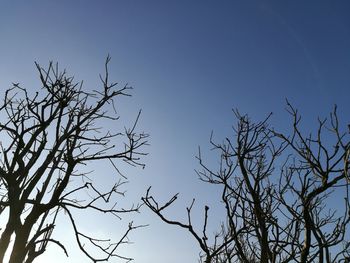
143 104 350 263
0 56 148 263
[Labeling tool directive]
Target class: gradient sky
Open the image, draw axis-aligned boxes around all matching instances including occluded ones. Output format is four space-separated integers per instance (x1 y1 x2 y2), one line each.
0 1 350 262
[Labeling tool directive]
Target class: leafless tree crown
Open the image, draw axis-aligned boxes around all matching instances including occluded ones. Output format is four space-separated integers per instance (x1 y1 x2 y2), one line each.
143 105 350 263
0 56 148 263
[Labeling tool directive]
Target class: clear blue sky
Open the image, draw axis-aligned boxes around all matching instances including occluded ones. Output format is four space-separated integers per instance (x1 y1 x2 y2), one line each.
0 1 350 262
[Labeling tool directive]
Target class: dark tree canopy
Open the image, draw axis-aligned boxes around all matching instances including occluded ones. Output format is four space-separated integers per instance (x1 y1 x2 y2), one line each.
144 104 350 263
0 57 148 263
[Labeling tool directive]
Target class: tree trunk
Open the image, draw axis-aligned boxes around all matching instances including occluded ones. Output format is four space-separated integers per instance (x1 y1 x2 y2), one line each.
9 226 31 263
0 224 15 262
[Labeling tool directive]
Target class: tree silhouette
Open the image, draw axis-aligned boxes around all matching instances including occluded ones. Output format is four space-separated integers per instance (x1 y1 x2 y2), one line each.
0 57 148 263
143 104 350 263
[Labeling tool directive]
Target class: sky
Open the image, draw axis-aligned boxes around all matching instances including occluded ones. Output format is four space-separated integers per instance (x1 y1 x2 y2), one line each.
0 1 350 262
